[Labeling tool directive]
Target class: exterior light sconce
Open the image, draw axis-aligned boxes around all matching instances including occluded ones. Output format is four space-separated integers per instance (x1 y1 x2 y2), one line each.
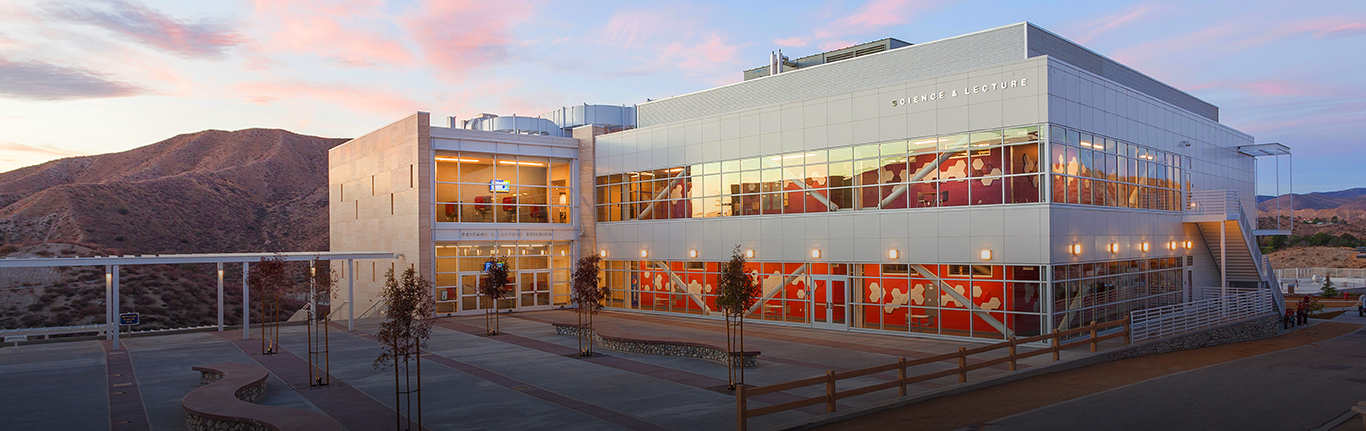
745 249 755 259
888 249 899 260
1070 244 1083 255
811 249 821 259
980 249 992 260
1184 240 1193 249
1108 243 1120 253
1140 242 1151 252
599 249 607 258
1167 241 1178 251
689 249 698 259
640 249 649 258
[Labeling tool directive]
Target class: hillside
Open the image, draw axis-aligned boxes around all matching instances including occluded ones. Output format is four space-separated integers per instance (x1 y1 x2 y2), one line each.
0 129 346 253
0 129 347 330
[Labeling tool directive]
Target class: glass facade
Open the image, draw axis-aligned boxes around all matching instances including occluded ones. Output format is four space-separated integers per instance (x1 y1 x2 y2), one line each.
434 242 573 315
1047 125 1185 211
435 153 574 224
594 125 1044 222
599 258 1185 341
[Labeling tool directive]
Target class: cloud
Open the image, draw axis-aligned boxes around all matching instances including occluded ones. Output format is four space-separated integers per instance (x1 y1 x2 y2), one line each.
250 0 413 67
596 5 744 82
47 0 242 59
0 60 146 100
234 80 422 115
0 141 85 158
1313 22 1366 39
404 0 531 81
1068 2 1159 44
774 0 949 49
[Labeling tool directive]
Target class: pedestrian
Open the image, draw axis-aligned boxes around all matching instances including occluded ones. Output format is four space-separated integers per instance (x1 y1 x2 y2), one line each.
1297 305 1309 325
1283 307 1295 329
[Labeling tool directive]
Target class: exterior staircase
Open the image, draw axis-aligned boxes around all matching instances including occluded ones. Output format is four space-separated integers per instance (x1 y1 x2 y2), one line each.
1185 190 1284 313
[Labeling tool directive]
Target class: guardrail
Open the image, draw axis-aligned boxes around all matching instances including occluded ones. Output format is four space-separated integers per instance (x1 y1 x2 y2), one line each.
1130 289 1273 343
1185 190 1239 220
735 318 1131 431
1276 268 1366 280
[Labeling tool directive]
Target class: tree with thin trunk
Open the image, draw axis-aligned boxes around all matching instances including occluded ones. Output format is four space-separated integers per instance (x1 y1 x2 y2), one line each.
715 246 760 390
373 267 434 431
478 256 511 336
307 257 337 387
247 254 290 355
570 255 606 356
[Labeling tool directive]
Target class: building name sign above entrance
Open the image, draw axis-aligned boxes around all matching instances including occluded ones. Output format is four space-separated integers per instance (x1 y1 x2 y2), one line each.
447 229 571 241
889 78 1029 107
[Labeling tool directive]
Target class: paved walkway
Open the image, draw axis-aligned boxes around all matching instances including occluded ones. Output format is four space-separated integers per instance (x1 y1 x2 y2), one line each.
816 320 1366 431
0 309 1123 431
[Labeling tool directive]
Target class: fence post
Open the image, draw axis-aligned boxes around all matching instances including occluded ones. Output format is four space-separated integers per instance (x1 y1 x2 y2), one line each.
897 357 907 397
736 384 747 431
1089 320 1098 353
1008 336 1017 371
1123 315 1132 345
957 347 967 383
1051 329 1060 361
825 370 836 413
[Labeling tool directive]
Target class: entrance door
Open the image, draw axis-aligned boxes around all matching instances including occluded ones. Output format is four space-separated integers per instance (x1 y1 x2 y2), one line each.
809 275 848 330
518 270 552 309
458 272 483 313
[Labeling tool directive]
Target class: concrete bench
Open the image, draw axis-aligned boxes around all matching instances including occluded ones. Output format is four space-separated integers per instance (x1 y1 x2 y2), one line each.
183 362 344 431
553 321 759 368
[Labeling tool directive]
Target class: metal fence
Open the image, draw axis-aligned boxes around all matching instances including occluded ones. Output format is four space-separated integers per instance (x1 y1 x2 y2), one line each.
1276 268 1366 280
1129 289 1275 342
1186 190 1240 220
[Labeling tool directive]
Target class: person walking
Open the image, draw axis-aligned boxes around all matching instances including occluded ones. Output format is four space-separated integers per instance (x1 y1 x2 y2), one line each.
1283 307 1296 329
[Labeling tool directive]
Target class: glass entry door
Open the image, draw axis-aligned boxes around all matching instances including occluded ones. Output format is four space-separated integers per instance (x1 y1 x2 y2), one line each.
517 270 552 309
809 275 848 330
457 272 485 313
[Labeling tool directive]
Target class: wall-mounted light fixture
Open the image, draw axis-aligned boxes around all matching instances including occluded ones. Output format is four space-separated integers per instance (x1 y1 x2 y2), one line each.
599 250 607 258
1070 244 1083 255
745 249 755 259
1167 241 1178 250
980 249 992 260
1108 243 1120 253
689 249 698 259
1184 240 1193 249
888 249 900 260
1140 242 1151 252
640 249 649 258
811 249 821 259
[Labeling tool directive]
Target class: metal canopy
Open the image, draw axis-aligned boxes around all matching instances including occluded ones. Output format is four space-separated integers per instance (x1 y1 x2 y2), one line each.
0 251 397 268
1237 143 1291 157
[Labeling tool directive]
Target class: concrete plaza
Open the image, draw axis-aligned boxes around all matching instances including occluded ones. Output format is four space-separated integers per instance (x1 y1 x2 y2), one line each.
0 309 1114 431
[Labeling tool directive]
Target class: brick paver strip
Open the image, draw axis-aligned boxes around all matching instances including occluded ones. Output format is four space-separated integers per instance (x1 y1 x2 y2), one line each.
211 331 419 431
103 340 152 431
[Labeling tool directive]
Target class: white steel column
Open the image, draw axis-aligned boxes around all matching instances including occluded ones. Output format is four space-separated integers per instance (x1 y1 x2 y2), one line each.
1220 221 1228 296
347 259 355 331
242 262 250 340
105 265 113 342
217 262 224 332
112 264 120 350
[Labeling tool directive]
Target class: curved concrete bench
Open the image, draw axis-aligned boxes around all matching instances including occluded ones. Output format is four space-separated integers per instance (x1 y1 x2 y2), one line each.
553 322 759 368
183 362 344 431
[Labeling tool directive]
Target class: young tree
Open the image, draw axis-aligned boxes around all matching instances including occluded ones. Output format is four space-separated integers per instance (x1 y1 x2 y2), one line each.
570 255 606 356
714 246 759 390
478 257 511 336
1321 275 1338 298
247 254 290 355
373 267 434 431
307 257 337 386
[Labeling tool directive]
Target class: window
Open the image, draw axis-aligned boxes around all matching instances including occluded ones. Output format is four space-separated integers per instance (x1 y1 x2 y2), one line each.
435 152 572 224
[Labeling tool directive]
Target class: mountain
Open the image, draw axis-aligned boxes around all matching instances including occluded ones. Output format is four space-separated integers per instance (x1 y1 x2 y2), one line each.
0 129 348 254
1257 188 1366 212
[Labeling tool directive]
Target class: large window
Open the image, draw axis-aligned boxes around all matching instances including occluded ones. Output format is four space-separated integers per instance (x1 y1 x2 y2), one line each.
436 153 573 224
594 125 1044 222
1050 257 1183 332
1046 125 1184 211
433 242 574 315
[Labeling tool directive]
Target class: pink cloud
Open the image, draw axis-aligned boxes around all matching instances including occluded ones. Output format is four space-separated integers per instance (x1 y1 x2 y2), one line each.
0 141 85 158
235 80 422 115
50 0 243 59
596 6 744 83
771 0 948 53
404 0 531 81
250 0 413 67
1068 2 1159 44
1313 22 1366 38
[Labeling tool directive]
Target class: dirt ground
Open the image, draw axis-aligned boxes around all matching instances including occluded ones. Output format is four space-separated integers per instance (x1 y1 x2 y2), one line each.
815 322 1365 431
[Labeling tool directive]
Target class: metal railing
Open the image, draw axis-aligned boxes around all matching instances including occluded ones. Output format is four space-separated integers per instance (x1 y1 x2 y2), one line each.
1263 256 1285 314
1276 268 1366 280
1130 289 1275 343
735 319 1131 431
1185 190 1240 220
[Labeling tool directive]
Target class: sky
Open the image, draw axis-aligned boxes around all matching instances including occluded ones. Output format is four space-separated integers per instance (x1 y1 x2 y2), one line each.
0 0 1362 194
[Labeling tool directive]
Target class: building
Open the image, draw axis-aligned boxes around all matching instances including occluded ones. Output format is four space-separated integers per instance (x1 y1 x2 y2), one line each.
329 22 1287 341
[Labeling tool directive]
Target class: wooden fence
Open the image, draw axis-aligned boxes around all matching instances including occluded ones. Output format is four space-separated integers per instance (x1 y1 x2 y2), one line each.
735 317 1131 431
